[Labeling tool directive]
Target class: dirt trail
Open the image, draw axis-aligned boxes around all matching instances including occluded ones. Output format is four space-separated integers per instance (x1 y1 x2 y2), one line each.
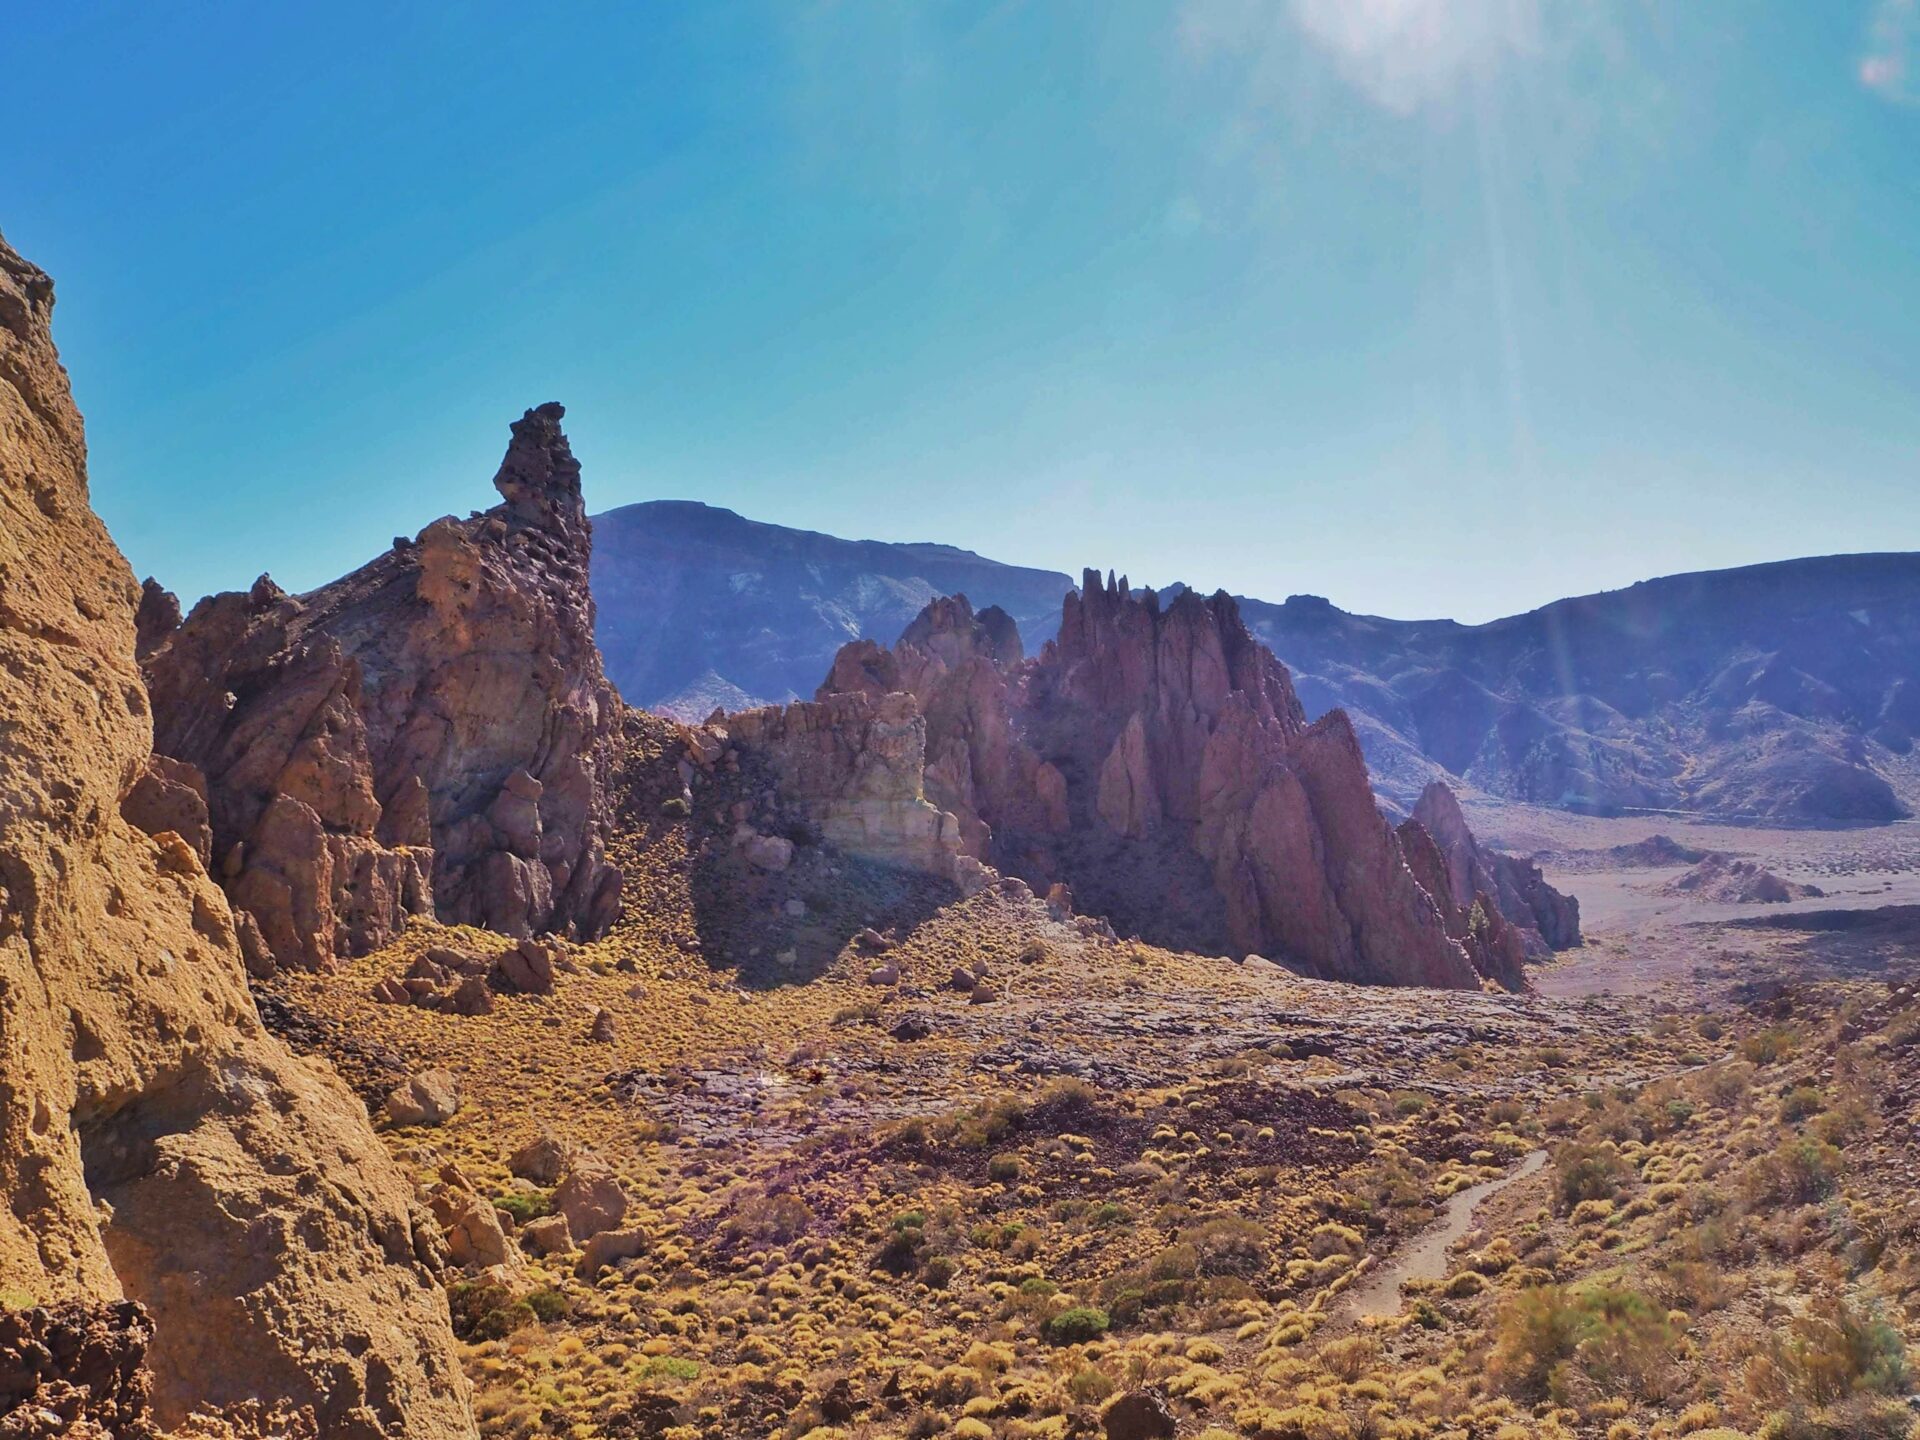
1341 1149 1548 1321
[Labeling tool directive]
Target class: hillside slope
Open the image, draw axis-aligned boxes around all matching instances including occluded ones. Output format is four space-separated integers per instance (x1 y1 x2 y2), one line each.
1241 554 1920 823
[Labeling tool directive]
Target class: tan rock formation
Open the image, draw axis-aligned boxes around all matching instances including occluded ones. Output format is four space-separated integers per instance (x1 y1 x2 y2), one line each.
0 233 472 1434
720 691 989 892
140 403 623 972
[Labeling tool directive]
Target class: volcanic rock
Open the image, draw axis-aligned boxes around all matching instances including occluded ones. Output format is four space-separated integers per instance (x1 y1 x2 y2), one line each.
0 231 472 1436
1659 853 1824 904
386 1069 462 1127
1102 1387 1177 1440
493 938 559 995
815 574 1480 987
509 1134 572 1185
1411 782 1581 955
1396 817 1529 990
553 1160 630 1240
140 402 623 972
577 1227 649 1278
427 1185 520 1272
521 1214 574 1257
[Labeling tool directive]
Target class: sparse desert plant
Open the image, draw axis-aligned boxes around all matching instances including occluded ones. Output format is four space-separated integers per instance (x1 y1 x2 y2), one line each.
1743 1138 1840 1206
1046 1306 1111 1345
1488 1283 1678 1405
1555 1142 1631 1213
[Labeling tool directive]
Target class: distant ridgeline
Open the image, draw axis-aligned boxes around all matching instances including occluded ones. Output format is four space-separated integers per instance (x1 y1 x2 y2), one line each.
588 504 1920 827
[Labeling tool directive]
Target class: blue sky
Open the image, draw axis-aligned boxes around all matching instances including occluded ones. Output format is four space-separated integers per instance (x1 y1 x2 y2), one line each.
5 2 1918 623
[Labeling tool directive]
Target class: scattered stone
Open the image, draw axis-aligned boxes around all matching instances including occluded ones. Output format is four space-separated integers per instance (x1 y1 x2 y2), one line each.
553 1159 630 1239
589 1007 616 1043
577 1226 649 1278
385 1069 461 1127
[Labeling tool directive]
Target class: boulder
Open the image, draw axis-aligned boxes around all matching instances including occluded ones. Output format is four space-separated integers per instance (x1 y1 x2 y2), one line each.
553 1161 629 1240
493 938 558 995
577 1227 649 1278
1102 1388 1177 1440
508 1134 571 1185
386 1070 462 1127
520 1214 574 1257
426 1186 519 1271
448 975 495 1016
741 832 794 872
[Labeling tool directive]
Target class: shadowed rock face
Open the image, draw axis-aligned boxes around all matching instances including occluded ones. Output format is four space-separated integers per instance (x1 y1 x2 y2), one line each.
0 233 473 1436
818 574 1483 988
1411 781 1581 955
141 403 623 971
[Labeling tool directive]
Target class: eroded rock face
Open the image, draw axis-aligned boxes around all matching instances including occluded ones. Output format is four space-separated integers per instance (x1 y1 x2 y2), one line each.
815 575 1480 987
1411 781 1581 956
1396 817 1530 990
0 233 473 1436
141 402 623 971
721 690 990 892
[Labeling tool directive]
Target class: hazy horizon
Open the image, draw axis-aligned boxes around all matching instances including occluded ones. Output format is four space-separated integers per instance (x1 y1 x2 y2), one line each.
7 2 1919 623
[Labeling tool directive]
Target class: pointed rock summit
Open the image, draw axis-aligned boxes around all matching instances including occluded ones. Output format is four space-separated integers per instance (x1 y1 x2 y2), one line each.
806 571 1488 987
140 403 623 972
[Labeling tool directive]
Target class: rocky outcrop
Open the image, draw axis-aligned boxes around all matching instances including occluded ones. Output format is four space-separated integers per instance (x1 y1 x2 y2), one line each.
0 1301 155 1438
0 233 472 1434
140 402 623 971
818 574 1481 987
1411 782 1581 955
719 690 990 892
1395 817 1530 990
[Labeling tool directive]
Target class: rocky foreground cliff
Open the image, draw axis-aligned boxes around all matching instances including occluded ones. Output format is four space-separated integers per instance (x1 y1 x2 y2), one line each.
139 403 623 974
0 235 472 1433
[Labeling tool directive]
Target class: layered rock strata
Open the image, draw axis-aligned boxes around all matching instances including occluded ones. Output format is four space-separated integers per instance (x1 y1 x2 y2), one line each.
0 232 472 1435
140 402 623 971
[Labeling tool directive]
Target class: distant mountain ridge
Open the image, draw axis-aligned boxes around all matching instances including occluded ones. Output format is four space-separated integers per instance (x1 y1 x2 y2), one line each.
1237 553 1920 824
591 500 1073 716
590 502 1920 826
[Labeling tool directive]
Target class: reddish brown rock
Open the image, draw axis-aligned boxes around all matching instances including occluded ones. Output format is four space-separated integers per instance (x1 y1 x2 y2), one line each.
140 402 623 971
816 573 1479 988
0 1301 155 1439
118 753 212 867
1397 816 1529 990
553 1159 630 1240
492 938 558 995
723 690 989 892
1411 781 1581 956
